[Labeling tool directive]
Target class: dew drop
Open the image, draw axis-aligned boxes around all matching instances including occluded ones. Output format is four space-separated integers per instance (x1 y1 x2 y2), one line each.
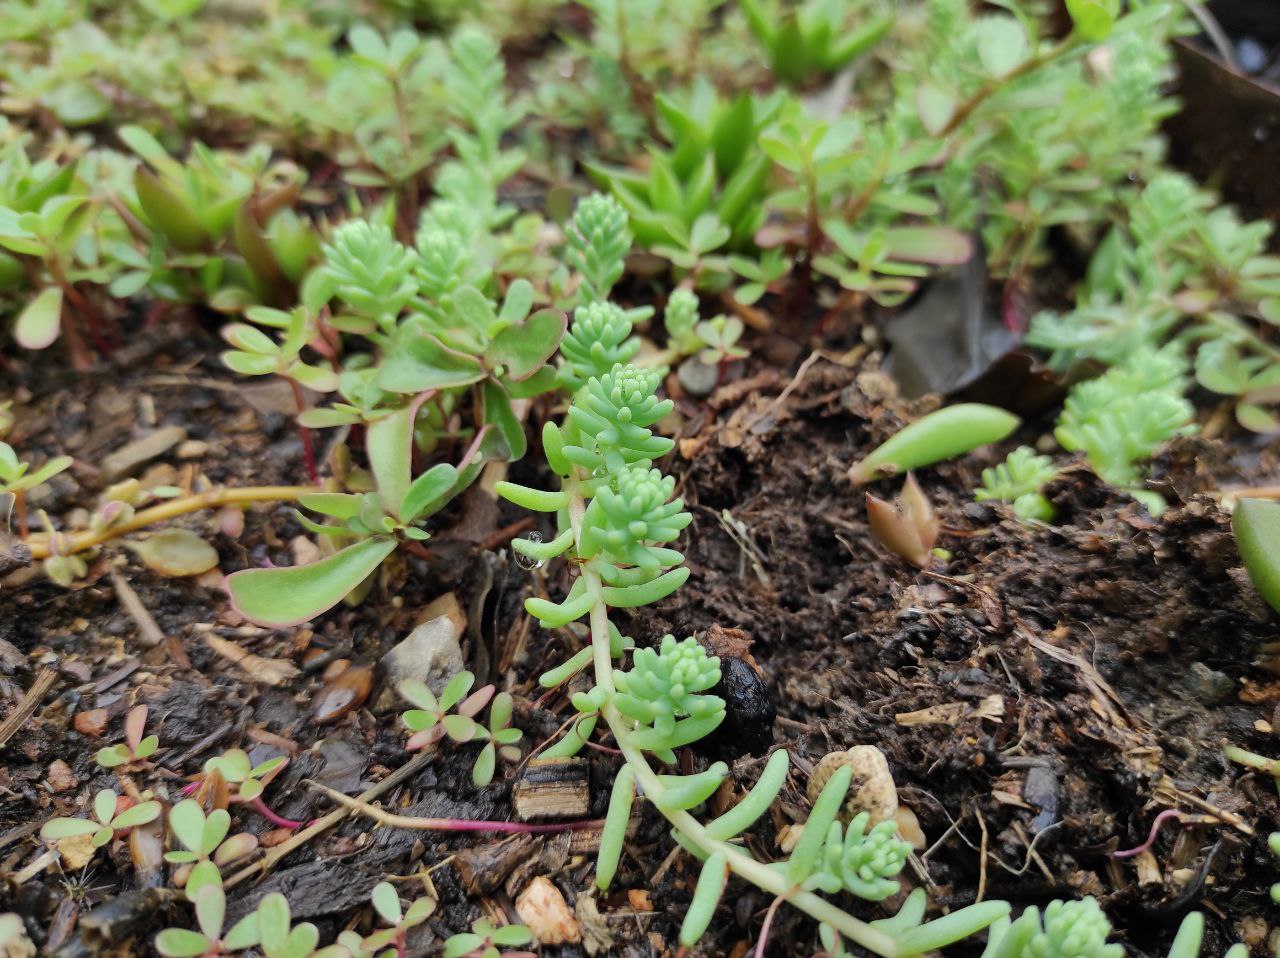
515 531 544 571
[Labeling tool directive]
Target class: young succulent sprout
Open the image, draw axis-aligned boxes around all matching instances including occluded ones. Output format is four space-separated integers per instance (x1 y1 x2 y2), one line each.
848 403 1020 484
202 749 288 804
164 799 259 886
397 672 523 785
442 918 534 958
40 789 163 849
95 704 160 769
362 881 436 956
865 473 939 568
154 880 260 958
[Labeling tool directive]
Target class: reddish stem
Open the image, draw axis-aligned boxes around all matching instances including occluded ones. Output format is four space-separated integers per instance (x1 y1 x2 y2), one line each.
250 797 311 830
287 378 319 484
1112 809 1188 859
755 895 787 958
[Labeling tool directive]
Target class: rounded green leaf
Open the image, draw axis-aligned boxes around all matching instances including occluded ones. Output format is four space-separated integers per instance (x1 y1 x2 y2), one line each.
1235 498 1280 613
371 882 401 925
14 287 63 351
40 817 100 840
127 529 219 577
226 536 397 627
155 929 213 958
472 742 496 786
112 801 162 830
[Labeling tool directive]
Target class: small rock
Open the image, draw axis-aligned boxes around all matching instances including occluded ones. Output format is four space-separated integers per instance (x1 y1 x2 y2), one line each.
0 913 36 958
56 833 97 870
101 426 188 482
375 600 466 712
1187 662 1234 705
47 760 79 793
312 664 373 724
176 440 209 460
290 535 321 567
74 708 110 737
807 745 898 826
516 876 581 946
676 357 720 396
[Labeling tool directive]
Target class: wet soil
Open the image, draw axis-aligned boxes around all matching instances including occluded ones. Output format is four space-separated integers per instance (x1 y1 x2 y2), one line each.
2 317 1280 957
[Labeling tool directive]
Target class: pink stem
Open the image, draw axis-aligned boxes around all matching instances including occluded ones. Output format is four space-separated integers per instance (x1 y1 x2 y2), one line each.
1112 809 1187 859
180 782 199 796
754 895 786 958
250 797 310 830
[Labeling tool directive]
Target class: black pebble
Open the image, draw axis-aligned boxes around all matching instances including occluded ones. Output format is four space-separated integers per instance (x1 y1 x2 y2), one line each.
696 657 776 761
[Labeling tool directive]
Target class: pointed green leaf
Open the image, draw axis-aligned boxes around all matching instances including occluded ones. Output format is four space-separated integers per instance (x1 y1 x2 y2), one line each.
400 463 459 522
1235 498 1280 613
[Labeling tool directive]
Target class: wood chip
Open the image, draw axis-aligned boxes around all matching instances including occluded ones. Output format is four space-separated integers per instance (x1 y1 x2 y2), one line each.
896 695 1003 726
203 634 299 686
111 572 165 647
513 758 590 820
101 426 188 481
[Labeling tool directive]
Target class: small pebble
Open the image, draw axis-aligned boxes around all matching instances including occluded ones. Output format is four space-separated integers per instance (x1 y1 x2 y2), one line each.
312 664 372 724
73 708 109 737
516 876 581 946
176 440 209 459
46 760 79 793
807 745 898 826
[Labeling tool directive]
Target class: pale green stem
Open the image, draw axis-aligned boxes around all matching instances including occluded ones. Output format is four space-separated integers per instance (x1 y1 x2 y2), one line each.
564 478 902 957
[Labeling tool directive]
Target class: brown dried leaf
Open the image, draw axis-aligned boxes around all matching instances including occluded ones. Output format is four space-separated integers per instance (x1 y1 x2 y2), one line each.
203 634 299 686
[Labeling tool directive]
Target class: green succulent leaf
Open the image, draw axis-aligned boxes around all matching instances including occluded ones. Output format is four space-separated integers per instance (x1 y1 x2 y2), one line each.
226 536 397 627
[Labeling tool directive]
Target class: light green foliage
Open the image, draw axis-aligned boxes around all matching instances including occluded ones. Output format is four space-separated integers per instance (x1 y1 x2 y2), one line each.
587 82 784 268
981 897 1122 958
740 0 893 86
663 288 704 355
501 303 1008 955
94 704 159 769
975 446 1058 522
1233 498 1280 614
397 671 523 786
809 812 912 901
849 404 1020 483
0 441 71 496
201 749 286 803
613 635 725 763
1030 170 1280 431
1054 348 1195 514
154 872 260 958
318 221 420 331
565 192 632 305
39 789 162 849
558 302 642 392
164 800 257 875
443 918 533 958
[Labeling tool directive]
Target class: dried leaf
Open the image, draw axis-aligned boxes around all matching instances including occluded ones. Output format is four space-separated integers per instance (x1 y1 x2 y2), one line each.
203 634 299 686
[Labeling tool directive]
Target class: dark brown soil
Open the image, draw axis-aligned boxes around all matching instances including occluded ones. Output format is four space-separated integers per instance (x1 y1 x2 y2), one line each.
3 319 1280 957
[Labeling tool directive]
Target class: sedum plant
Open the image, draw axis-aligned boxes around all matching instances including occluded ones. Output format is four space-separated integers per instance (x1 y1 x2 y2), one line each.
975 447 1059 523
498 323 1008 954
739 0 894 87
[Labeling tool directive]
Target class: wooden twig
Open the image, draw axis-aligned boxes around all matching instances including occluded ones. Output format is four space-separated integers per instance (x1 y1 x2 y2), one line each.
223 750 436 890
306 781 604 835
0 666 57 750
111 571 165 648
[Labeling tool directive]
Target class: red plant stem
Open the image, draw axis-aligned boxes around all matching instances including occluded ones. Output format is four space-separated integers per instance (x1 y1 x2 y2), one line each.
287 378 319 484
1112 808 1187 859
250 797 311 830
755 894 787 958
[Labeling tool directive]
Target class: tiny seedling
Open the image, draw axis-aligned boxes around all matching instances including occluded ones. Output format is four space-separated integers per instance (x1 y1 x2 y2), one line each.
866 473 939 568
362 881 436 957
154 877 260 958
164 799 259 886
974 447 1059 523
95 704 159 769
848 404 1020 484
398 672 523 786
202 749 287 804
442 919 534 958
40 789 162 849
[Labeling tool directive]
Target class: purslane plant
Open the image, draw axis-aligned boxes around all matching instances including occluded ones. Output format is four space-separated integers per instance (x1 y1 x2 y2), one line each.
397 671 524 786
498 328 1008 953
